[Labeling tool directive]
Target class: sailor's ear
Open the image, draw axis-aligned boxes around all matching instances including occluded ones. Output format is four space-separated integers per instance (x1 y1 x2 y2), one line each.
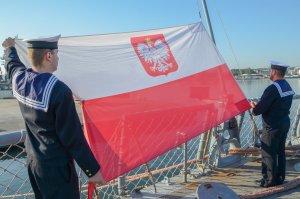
45 51 52 61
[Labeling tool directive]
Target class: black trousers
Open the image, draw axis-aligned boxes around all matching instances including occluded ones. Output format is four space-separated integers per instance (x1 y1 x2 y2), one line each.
27 160 80 199
260 121 289 185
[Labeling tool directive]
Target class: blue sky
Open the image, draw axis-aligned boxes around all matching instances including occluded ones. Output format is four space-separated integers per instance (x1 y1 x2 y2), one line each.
1 0 299 69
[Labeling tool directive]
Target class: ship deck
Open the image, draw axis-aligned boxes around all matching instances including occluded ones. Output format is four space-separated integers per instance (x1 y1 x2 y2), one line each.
133 156 300 199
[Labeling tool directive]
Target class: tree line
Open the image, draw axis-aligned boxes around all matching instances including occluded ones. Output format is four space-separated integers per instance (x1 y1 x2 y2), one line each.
231 68 257 76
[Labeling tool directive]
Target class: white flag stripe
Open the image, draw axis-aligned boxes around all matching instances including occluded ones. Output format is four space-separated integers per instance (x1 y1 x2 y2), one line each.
16 22 224 100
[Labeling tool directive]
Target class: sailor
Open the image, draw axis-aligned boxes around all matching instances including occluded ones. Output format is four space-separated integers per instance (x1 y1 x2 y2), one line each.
250 61 294 188
2 36 105 199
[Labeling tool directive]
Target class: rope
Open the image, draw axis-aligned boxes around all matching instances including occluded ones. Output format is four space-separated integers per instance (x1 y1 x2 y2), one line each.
228 147 300 156
247 110 260 135
239 176 300 199
0 193 34 198
127 159 198 181
225 147 300 199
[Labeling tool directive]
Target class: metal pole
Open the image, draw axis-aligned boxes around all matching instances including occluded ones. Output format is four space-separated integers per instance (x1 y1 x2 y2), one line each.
94 187 100 199
238 112 245 133
118 117 126 196
203 130 212 158
197 133 208 163
183 142 188 183
143 163 157 193
201 0 216 44
118 175 126 196
248 110 261 147
292 107 300 137
195 0 216 170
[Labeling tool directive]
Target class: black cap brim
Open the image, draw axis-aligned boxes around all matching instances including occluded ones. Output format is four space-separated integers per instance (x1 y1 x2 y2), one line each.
27 41 58 49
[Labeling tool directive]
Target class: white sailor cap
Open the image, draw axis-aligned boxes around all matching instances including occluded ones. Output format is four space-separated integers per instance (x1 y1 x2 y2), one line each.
24 34 61 49
270 61 289 72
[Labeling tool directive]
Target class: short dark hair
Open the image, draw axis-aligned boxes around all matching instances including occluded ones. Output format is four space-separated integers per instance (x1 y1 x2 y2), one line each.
274 69 285 77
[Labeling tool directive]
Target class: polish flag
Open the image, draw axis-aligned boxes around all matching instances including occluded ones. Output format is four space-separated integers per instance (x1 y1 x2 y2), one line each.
16 22 250 182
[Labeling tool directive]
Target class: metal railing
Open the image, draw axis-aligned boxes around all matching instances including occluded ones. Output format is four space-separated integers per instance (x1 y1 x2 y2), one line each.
1 97 300 198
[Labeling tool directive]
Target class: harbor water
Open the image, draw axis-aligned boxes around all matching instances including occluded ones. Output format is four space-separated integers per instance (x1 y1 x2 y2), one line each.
238 78 300 98
1 78 300 133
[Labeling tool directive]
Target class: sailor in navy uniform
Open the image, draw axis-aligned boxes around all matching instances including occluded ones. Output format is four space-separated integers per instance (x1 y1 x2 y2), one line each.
2 36 105 199
250 61 294 188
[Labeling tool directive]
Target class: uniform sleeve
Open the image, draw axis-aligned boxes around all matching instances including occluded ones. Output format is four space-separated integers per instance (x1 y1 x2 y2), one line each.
252 85 277 116
54 84 100 177
3 47 26 80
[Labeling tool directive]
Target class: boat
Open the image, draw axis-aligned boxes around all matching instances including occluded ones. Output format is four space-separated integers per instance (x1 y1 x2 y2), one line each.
1 1 300 199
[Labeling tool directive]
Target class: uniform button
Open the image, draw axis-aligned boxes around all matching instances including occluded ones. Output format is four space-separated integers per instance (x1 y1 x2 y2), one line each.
86 170 89 172
89 173 92 176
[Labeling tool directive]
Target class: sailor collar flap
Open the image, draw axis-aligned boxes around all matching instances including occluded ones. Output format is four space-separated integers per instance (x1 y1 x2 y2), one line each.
12 69 58 112
273 80 295 98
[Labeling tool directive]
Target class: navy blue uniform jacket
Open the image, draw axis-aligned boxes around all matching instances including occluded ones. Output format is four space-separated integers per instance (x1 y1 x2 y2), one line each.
252 79 294 127
4 47 100 177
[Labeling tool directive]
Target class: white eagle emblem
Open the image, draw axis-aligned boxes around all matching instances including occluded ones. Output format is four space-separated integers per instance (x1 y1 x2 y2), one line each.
131 34 178 77
137 38 172 73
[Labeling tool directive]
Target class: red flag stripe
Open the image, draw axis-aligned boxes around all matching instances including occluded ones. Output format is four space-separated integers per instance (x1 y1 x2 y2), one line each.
82 64 250 181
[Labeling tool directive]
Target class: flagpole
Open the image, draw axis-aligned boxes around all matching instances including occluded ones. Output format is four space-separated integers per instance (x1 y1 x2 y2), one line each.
201 0 216 44
196 0 217 165
199 0 253 168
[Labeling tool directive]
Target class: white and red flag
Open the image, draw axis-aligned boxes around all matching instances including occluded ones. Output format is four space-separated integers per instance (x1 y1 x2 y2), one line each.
16 22 250 182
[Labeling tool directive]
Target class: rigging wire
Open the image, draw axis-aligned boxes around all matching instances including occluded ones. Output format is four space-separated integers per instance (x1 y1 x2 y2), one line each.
196 0 247 87
195 0 260 146
195 0 253 99
209 0 249 88
196 0 202 21
210 0 260 145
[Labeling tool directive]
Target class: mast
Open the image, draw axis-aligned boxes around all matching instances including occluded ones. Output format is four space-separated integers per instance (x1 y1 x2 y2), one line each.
199 0 246 168
201 0 216 44
197 0 216 164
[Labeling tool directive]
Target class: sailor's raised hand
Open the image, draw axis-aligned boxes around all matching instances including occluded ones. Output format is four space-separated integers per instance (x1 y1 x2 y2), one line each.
250 100 257 108
2 37 15 49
